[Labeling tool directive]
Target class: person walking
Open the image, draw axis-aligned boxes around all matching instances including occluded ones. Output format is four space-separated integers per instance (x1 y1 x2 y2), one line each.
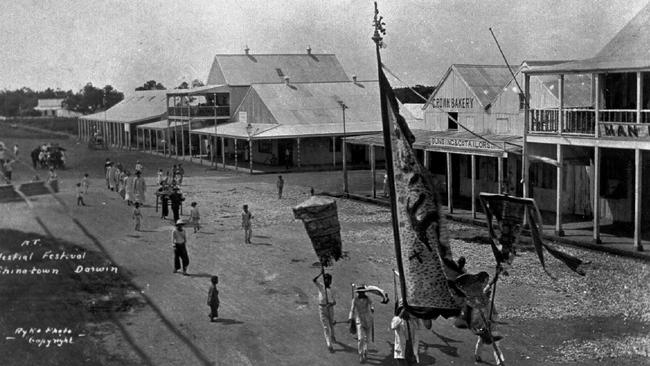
276 175 284 199
189 201 200 233
30 148 39 169
132 202 143 231
207 275 220 322
158 183 170 219
133 171 146 205
75 183 86 206
391 306 422 365
3 159 14 183
172 219 189 275
177 164 185 185
169 187 184 222
104 158 112 189
314 271 337 352
124 172 135 206
241 204 253 244
349 286 374 363
13 144 18 158
157 169 164 185
135 160 143 174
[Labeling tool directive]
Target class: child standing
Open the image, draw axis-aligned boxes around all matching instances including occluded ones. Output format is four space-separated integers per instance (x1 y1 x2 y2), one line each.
132 202 143 231
81 173 90 194
189 202 201 233
76 183 86 206
241 204 253 244
207 275 220 322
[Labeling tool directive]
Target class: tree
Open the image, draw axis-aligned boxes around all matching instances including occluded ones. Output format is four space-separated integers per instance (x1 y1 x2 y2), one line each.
135 80 166 91
176 81 189 89
393 85 436 104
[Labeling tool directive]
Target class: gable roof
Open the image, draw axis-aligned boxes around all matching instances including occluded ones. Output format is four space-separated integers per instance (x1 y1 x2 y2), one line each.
206 54 350 86
426 65 513 109
492 61 592 108
526 3 650 74
83 90 168 123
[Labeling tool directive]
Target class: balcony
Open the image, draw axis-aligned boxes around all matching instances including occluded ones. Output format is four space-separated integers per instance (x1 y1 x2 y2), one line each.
168 105 230 118
530 108 650 137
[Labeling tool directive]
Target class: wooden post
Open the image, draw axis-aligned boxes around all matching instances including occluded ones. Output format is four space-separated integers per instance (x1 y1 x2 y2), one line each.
234 138 238 171
423 150 430 169
447 152 453 213
370 145 376 198
593 146 601 243
634 149 643 251
555 144 564 236
199 135 204 165
637 72 642 123
296 138 301 168
523 74 530 199
188 97 192 161
222 137 226 169
342 138 348 194
559 75 564 134
594 74 600 138
497 156 503 194
332 136 336 166
471 154 476 219
181 120 186 160
249 138 253 174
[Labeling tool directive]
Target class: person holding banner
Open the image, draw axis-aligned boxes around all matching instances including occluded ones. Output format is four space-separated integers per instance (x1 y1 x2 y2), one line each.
349 286 374 363
313 271 336 352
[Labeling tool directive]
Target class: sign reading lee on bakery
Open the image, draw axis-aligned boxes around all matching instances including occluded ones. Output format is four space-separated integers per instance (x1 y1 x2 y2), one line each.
430 97 475 109
430 137 500 150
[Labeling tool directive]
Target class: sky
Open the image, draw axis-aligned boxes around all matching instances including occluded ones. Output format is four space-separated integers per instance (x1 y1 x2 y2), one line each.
0 0 648 94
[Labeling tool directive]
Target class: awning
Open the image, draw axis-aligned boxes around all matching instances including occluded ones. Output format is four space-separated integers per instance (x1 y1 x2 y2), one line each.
191 121 382 139
525 58 650 75
345 129 522 158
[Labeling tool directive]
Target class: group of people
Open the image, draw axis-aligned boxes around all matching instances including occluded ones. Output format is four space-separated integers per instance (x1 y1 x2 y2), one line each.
313 269 500 365
0 142 17 183
103 158 147 207
30 143 65 170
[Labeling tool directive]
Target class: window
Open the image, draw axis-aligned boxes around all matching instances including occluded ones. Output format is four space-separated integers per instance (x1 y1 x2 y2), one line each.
448 112 458 130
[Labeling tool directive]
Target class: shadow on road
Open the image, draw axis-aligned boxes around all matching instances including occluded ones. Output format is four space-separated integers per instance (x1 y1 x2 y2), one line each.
214 318 244 325
188 272 215 278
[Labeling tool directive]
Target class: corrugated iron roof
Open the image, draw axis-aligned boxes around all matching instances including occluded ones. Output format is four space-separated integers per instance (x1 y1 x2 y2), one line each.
453 65 514 107
166 84 229 96
249 81 398 126
206 54 350 86
82 90 168 123
136 120 190 130
527 4 650 73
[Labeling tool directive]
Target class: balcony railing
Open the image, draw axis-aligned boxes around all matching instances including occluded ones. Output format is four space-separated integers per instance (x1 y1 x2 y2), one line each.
168 105 230 118
530 108 650 137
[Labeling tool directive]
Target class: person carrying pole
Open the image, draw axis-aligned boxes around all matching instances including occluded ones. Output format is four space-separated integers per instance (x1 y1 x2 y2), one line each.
313 268 336 352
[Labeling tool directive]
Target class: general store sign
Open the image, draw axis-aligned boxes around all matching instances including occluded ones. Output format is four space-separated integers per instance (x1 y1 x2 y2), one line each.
600 123 650 139
430 136 501 150
430 97 475 109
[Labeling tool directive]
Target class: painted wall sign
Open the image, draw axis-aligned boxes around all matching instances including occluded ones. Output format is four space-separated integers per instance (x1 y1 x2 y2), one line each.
600 123 650 139
430 136 501 150
430 97 475 109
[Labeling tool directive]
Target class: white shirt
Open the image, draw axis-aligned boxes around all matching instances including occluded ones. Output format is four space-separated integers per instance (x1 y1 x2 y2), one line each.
172 228 186 245
315 281 336 306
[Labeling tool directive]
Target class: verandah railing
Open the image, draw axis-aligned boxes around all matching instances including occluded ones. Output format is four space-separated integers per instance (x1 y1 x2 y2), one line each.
530 109 650 136
168 105 230 118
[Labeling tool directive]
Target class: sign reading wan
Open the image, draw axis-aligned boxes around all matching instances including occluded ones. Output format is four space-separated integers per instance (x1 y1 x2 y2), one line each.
430 137 500 150
430 97 475 109
600 123 650 138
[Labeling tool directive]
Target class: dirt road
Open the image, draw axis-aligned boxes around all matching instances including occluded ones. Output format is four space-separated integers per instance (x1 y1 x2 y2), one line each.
1 128 649 366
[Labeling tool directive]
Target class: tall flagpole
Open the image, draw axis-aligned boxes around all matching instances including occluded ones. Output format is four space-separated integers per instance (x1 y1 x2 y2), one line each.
373 2 407 305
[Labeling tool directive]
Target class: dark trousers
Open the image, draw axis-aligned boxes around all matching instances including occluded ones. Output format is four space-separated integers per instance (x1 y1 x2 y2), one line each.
174 244 189 271
161 200 169 218
172 205 180 222
77 196 85 206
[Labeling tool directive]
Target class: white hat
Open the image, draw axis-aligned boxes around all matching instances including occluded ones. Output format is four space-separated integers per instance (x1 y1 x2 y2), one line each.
176 219 186 225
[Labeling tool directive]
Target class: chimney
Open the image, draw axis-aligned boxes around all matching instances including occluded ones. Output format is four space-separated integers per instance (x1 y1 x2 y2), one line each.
284 76 290 86
307 46 312 55
352 75 357 83
244 45 250 55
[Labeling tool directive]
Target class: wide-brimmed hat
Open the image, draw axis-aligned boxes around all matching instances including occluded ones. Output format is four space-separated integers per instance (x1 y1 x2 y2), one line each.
176 219 186 225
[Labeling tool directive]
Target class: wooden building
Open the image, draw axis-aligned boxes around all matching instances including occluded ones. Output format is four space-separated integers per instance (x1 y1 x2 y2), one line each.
524 3 650 250
78 90 168 149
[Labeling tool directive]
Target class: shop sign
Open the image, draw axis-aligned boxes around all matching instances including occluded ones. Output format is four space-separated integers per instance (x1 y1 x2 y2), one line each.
600 123 650 139
430 97 474 109
430 136 501 150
